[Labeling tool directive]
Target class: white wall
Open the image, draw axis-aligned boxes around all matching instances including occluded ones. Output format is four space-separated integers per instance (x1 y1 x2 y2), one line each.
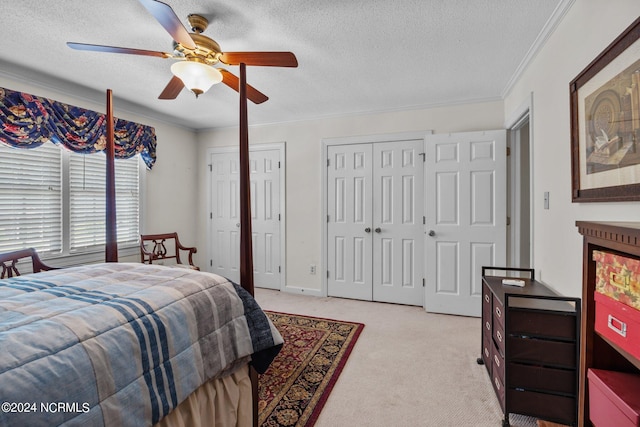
504 0 640 296
197 101 505 293
0 75 200 264
139 123 199 261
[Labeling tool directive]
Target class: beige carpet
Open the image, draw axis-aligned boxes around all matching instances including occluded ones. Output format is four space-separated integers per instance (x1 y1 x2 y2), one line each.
255 288 538 427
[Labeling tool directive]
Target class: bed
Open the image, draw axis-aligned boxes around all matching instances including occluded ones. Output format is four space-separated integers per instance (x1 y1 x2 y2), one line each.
0 262 282 426
0 36 263 427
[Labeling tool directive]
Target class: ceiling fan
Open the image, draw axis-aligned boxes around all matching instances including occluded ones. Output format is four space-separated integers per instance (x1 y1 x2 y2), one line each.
67 0 298 103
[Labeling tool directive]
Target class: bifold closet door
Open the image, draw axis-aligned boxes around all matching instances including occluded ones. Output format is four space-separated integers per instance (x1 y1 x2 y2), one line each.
372 141 424 306
327 140 424 306
327 144 374 301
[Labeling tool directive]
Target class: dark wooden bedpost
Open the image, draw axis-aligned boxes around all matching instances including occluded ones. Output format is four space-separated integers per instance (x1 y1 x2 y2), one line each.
105 89 118 262
238 63 259 427
239 63 255 297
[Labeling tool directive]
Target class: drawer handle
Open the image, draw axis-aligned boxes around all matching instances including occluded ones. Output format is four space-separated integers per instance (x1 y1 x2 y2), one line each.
485 321 491 331
484 347 489 358
496 330 503 342
494 354 500 367
484 294 490 303
611 272 630 286
495 306 502 318
494 377 501 390
608 314 627 338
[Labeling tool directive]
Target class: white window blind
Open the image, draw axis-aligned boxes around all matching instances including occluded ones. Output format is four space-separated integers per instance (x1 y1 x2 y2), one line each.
69 152 139 252
0 141 140 258
0 142 62 254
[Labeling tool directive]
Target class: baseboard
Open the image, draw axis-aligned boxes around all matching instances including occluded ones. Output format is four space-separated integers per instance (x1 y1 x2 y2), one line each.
281 285 323 297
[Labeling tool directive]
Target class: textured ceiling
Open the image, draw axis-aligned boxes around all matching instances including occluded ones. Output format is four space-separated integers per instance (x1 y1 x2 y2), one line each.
0 0 565 130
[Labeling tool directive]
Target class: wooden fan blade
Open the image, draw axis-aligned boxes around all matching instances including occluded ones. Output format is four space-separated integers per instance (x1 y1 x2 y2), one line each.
220 69 269 104
67 42 171 58
138 0 196 49
220 52 298 67
158 76 184 99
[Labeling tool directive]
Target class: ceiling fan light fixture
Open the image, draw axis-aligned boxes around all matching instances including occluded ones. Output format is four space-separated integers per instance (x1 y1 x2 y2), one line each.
170 61 222 97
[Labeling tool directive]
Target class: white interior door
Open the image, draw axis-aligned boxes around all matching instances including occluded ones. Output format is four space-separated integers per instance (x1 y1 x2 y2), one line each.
210 147 283 289
424 130 506 316
372 141 424 305
211 151 240 282
327 144 373 300
327 140 424 306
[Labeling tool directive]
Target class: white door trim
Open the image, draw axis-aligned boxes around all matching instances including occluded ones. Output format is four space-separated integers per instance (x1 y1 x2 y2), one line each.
505 93 535 271
206 143 286 290
321 131 433 300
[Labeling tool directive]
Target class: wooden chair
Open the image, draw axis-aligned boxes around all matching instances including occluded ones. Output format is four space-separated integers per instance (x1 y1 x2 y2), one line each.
140 232 199 270
0 248 57 278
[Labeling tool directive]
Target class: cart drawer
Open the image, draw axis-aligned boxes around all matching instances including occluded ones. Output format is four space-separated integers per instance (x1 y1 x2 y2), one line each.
508 337 575 368
507 363 575 395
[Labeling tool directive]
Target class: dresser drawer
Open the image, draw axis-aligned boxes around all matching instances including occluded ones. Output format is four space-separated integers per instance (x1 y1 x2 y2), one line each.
493 321 505 356
492 369 505 412
493 293 505 327
482 331 492 375
482 283 492 321
483 315 492 336
492 343 505 381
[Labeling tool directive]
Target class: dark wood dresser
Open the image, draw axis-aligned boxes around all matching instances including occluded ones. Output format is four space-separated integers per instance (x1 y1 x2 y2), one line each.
479 267 581 426
576 221 640 426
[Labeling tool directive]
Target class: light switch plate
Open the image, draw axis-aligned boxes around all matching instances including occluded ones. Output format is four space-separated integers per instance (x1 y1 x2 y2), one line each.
544 191 549 209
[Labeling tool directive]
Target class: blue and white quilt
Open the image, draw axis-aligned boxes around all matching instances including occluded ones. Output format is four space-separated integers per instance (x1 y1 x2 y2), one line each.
0 263 282 427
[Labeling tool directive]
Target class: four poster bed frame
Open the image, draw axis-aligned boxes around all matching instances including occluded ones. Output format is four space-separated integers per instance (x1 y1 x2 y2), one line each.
0 50 280 427
102 64 259 425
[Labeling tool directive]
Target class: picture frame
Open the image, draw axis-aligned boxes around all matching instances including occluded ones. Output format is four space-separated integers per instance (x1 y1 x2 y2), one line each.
570 16 640 202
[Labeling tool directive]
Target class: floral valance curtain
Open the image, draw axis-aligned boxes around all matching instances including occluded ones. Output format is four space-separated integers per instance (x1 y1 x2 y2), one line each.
0 87 156 169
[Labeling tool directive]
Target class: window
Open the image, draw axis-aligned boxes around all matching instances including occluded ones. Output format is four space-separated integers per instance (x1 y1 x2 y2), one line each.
0 141 140 258
0 143 62 253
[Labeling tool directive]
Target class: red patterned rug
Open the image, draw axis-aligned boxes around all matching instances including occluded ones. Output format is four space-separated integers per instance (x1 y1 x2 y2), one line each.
258 312 364 427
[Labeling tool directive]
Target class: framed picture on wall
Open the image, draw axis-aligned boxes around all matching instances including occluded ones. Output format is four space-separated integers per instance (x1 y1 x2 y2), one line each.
570 16 640 202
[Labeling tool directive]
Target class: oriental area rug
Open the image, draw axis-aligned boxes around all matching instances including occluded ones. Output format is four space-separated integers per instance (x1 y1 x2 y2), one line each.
258 312 364 427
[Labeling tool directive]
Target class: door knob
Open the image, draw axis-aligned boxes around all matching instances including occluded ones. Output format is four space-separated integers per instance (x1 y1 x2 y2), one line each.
428 230 436 237
236 223 240 228
365 227 371 233
375 228 381 233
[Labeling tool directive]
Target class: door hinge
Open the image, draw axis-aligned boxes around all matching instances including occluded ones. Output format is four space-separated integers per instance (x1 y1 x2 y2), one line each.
279 266 281 273
278 161 281 169
327 270 330 278
327 215 330 223
422 278 425 287
208 164 212 172
278 214 281 221
419 152 426 162
506 147 511 156
327 158 330 167
210 212 213 219
210 260 213 267
423 216 426 225
507 216 511 226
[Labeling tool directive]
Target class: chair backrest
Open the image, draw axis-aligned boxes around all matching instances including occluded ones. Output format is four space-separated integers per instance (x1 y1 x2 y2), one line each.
140 232 198 269
0 248 56 279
